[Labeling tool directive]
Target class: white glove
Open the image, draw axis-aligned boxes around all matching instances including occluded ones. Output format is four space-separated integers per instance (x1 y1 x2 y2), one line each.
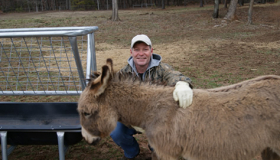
173 81 193 108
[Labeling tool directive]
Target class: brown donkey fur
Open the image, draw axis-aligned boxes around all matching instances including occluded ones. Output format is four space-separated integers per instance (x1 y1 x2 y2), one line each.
78 58 280 160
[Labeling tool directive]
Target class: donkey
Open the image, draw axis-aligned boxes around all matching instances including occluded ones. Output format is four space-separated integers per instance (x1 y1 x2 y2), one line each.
78 58 280 160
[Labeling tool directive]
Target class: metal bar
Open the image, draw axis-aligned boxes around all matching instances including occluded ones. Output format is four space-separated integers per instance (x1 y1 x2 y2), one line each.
0 26 98 32
0 27 99 38
62 37 79 92
48 37 68 94
0 66 15 95
0 41 25 93
11 38 36 93
57 132 65 160
69 37 86 90
35 37 55 94
86 33 97 84
0 91 81 95
23 37 47 93
0 131 8 160
7 145 17 156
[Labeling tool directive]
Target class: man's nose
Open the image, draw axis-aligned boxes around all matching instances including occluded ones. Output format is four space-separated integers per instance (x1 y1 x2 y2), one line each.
138 50 145 55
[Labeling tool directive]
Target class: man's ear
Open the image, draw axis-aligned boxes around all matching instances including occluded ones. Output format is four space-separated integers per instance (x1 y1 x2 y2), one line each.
130 48 133 56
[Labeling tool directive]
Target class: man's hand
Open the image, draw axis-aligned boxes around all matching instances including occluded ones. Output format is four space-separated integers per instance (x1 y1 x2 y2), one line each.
173 81 193 108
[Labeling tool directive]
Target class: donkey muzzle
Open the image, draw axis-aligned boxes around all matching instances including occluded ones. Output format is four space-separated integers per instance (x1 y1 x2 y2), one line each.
81 127 101 145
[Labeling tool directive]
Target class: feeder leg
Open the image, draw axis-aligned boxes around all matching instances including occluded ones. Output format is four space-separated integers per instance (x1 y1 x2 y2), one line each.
7 145 16 156
0 131 8 160
57 132 65 160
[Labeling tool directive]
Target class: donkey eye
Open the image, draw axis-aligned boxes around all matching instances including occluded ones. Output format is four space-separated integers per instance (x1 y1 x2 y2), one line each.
83 112 91 117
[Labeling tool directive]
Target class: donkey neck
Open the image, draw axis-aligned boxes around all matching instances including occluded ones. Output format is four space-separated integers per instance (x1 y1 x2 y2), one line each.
106 80 176 130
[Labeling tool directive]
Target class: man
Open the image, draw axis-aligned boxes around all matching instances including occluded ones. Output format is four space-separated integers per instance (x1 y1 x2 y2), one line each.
110 34 193 160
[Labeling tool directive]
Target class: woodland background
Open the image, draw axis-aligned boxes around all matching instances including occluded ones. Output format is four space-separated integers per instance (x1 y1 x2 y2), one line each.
0 0 277 12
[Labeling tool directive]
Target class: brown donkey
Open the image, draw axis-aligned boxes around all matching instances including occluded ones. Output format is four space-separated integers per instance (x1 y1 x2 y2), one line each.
78 58 280 160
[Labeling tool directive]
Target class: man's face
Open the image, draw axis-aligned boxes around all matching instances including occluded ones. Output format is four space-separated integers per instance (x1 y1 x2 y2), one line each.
130 42 153 70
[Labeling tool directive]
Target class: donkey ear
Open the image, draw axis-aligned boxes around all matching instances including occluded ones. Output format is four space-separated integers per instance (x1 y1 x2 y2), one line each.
89 71 101 80
89 65 111 97
93 71 101 77
106 58 113 74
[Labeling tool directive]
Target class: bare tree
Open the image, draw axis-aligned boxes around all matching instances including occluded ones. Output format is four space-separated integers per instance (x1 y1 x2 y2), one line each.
200 0 203 7
238 0 244 6
41 0 43 11
247 0 254 24
97 0 100 10
213 0 219 18
69 0 71 10
224 0 238 21
112 0 120 21
162 0 165 9
224 0 228 8
26 0 31 12
36 1 39 12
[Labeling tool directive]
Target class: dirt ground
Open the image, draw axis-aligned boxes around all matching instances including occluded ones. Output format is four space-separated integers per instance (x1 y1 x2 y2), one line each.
0 2 280 160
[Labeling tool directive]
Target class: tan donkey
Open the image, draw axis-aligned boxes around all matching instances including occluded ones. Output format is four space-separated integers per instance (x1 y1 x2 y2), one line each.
78 58 280 160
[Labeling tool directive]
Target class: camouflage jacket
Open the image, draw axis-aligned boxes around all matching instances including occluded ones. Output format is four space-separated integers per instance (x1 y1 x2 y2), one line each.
119 54 192 87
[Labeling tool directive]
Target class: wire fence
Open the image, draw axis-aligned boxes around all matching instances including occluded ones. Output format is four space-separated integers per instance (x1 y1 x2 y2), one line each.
0 27 98 96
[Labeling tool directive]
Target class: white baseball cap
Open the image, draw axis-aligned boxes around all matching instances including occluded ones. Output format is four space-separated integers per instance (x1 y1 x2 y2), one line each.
131 34 152 48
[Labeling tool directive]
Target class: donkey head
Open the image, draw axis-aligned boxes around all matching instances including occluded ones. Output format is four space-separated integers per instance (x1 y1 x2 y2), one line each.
77 58 117 145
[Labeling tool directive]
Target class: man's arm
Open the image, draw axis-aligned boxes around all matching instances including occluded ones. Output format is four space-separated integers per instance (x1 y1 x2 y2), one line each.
160 63 192 87
160 63 193 108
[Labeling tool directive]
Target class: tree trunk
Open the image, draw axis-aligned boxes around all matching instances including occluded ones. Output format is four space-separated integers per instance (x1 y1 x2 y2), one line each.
41 0 43 11
36 1 38 12
27 0 30 12
97 0 100 10
107 0 109 10
162 0 165 9
69 0 72 10
224 0 238 21
204 0 207 5
247 0 254 24
238 0 244 6
224 0 227 8
200 0 204 7
213 0 219 18
112 0 119 21
53 0 56 10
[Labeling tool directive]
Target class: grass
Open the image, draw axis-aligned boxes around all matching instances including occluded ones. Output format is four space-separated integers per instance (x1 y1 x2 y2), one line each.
0 2 279 160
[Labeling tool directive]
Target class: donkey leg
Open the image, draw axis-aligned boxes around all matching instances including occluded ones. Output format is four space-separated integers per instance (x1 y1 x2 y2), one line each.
262 148 280 160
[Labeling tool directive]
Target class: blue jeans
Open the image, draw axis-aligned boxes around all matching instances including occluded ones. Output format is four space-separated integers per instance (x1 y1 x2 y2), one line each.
110 122 140 158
